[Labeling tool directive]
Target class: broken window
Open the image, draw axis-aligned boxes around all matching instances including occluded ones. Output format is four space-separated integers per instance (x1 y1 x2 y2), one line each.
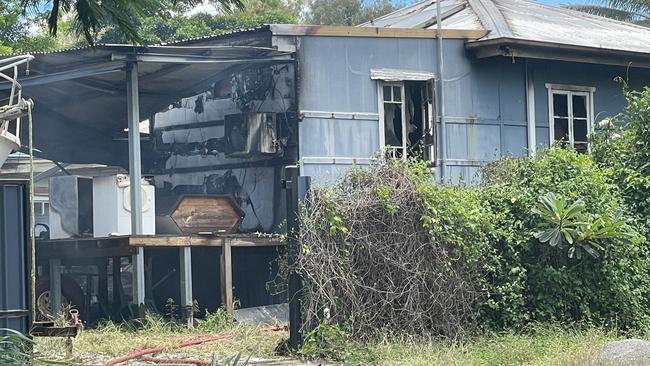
547 85 594 153
379 80 435 161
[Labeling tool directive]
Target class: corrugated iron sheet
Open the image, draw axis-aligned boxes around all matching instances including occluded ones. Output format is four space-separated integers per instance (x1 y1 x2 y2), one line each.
1 27 270 56
362 0 650 56
0 181 30 334
487 0 650 54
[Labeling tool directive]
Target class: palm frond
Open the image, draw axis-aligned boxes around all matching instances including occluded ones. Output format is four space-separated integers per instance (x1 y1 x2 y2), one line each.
22 0 246 46
563 4 640 21
632 17 650 24
597 0 650 16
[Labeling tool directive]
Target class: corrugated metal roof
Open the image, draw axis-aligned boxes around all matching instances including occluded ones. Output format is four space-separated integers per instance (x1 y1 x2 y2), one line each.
362 0 650 55
0 26 292 167
360 0 472 28
488 0 650 53
3 26 269 56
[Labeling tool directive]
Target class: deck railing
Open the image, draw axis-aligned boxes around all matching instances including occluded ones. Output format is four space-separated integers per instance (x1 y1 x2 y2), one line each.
0 55 33 167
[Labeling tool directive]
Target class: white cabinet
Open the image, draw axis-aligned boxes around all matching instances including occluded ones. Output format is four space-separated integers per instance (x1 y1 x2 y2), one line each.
93 175 155 237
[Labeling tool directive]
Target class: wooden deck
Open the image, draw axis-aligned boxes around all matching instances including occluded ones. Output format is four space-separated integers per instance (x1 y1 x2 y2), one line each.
37 234 282 259
36 236 135 259
37 234 285 318
128 234 282 247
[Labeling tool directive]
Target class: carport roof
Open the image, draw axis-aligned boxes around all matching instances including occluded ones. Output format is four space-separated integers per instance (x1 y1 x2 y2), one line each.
0 27 292 168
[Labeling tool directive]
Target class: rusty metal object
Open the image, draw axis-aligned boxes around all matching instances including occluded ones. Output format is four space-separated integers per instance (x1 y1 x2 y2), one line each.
31 322 79 337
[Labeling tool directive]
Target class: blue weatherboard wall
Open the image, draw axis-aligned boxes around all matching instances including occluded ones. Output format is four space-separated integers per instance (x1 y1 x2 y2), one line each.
528 59 650 147
296 35 650 184
298 36 437 184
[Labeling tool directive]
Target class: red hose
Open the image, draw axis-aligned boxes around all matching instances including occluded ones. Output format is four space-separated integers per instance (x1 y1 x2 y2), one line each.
141 356 209 365
103 333 232 366
102 324 285 366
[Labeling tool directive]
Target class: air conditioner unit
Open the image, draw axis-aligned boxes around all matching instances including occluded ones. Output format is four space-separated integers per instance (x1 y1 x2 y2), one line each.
92 175 155 237
48 176 93 239
224 112 281 157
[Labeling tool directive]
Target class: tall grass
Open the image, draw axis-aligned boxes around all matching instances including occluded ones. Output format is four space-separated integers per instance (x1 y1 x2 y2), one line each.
0 328 32 365
372 325 619 366
34 309 284 365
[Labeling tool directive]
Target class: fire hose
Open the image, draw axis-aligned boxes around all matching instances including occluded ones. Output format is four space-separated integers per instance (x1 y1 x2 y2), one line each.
102 325 284 366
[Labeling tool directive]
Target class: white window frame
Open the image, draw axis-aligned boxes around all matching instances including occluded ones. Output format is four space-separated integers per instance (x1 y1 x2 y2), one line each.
546 83 595 152
377 80 436 161
33 197 49 216
378 81 407 158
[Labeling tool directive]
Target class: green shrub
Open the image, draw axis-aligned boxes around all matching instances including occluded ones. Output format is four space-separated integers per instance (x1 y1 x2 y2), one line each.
592 82 650 232
298 321 377 364
479 148 650 330
297 148 650 338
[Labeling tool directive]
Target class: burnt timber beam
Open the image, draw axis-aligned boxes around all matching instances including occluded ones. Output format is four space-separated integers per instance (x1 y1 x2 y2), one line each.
152 157 294 175
0 62 125 90
36 245 137 259
49 258 62 317
111 53 292 64
128 235 284 247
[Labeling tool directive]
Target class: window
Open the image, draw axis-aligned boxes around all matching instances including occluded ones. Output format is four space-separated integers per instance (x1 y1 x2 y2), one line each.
379 80 435 161
546 84 595 153
34 201 49 217
381 83 405 155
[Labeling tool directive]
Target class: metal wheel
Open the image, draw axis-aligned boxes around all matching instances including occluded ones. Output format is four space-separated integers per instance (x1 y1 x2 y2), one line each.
35 276 85 321
36 290 71 319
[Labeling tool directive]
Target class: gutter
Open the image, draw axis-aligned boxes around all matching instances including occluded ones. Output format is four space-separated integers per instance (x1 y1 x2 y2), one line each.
466 37 650 69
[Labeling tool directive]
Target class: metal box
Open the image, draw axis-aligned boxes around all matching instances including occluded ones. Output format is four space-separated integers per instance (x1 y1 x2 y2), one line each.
92 175 155 237
48 175 93 239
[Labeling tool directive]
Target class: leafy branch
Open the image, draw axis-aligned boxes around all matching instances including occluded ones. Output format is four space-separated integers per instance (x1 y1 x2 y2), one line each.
532 193 630 259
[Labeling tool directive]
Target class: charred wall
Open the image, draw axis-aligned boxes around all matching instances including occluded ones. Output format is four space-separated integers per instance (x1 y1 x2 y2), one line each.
150 63 297 234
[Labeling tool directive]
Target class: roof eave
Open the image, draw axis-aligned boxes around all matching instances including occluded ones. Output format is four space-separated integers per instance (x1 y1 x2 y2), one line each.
270 24 488 39
466 37 650 68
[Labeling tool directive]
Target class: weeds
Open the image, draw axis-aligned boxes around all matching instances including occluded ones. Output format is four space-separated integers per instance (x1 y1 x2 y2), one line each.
298 322 377 364
372 324 617 366
33 309 284 365
0 328 32 365
197 308 236 333
31 318 625 366
211 351 251 366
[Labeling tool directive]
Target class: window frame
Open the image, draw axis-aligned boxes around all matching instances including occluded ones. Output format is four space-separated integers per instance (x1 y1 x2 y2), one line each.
545 83 595 152
378 81 407 158
421 81 436 164
377 80 436 161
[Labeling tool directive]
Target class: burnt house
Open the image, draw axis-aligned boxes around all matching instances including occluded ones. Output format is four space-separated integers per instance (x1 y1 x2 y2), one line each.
2 0 650 323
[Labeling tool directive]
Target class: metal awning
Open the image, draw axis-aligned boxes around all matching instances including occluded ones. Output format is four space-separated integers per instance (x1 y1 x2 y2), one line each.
0 32 292 168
